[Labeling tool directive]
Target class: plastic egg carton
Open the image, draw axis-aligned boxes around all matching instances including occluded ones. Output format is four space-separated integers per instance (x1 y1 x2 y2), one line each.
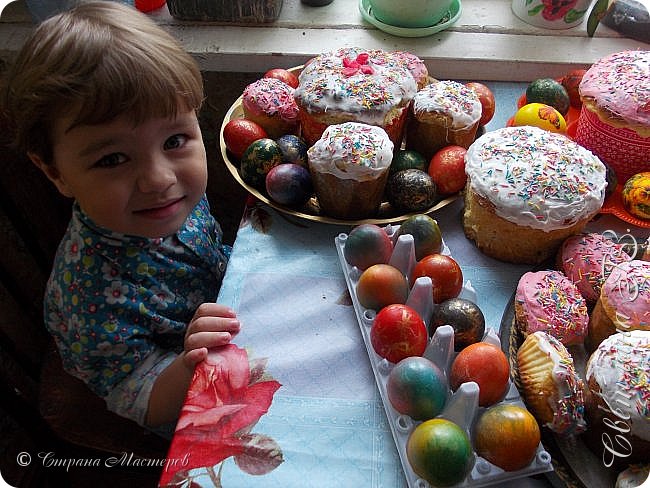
334 224 553 488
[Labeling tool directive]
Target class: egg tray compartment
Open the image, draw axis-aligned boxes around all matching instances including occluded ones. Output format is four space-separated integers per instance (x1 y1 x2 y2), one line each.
334 224 554 488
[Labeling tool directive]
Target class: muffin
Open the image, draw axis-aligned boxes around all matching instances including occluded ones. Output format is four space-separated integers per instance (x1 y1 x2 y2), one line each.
405 80 482 162
307 122 393 219
463 126 608 265
294 48 417 147
515 270 589 346
575 50 650 182
517 331 587 435
584 330 650 468
622 172 650 220
557 232 632 306
587 259 650 352
242 77 299 138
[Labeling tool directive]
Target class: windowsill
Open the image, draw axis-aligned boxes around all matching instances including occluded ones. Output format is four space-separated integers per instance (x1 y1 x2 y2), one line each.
0 0 644 80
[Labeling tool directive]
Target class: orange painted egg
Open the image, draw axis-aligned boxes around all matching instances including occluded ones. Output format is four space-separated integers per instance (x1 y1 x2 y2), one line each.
474 404 541 471
356 264 409 311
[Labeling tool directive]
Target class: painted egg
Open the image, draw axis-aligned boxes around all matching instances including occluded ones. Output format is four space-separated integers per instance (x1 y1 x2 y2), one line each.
395 214 442 260
343 224 394 271
561 69 586 109
622 171 650 219
407 419 473 487
513 103 567 133
474 404 541 471
389 149 428 175
239 138 283 189
387 356 447 420
386 169 437 213
430 298 485 351
449 342 510 407
265 163 313 207
525 78 570 116
276 134 308 167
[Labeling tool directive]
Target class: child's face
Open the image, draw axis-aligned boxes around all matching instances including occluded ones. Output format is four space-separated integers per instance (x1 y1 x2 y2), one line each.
34 108 208 238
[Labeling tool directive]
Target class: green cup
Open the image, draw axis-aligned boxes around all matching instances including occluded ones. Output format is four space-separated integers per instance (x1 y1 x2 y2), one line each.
369 0 453 28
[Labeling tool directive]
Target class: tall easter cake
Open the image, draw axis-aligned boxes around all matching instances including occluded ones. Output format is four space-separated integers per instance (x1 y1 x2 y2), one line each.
575 50 650 181
463 126 607 264
307 122 393 219
294 47 419 147
405 80 482 161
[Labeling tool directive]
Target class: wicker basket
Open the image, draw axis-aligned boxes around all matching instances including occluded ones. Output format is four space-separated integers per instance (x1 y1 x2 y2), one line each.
167 0 283 22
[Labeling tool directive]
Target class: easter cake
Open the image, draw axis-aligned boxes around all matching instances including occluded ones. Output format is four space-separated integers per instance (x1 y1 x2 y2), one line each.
557 232 632 306
586 259 650 352
242 77 299 139
514 270 589 347
575 50 650 182
307 122 393 219
462 126 608 265
583 330 650 468
294 47 419 147
405 80 482 161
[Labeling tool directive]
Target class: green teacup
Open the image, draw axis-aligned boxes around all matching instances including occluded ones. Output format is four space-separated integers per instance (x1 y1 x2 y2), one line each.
369 0 453 28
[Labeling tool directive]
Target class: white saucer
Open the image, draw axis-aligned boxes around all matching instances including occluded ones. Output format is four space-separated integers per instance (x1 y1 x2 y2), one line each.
358 0 462 38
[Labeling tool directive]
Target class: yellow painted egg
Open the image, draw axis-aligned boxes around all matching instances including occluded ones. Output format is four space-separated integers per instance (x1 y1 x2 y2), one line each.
622 172 650 220
513 102 567 133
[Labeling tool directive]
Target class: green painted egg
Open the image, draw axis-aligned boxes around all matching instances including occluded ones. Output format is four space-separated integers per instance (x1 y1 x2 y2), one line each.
525 78 571 116
389 149 428 175
240 138 283 189
386 169 437 213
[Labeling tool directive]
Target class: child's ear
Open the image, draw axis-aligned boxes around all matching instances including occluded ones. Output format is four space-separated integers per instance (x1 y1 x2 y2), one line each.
28 152 74 198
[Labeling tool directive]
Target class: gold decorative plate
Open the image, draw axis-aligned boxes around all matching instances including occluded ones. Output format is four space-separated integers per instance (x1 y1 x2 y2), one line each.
219 66 459 226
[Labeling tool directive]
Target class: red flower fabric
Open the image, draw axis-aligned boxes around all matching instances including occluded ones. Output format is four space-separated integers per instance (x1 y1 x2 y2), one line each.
159 345 282 486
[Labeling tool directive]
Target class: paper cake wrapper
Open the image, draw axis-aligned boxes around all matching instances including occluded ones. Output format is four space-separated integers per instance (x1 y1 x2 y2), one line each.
574 105 650 182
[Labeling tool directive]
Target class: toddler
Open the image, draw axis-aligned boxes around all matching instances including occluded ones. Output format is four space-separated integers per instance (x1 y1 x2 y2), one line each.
1 1 240 430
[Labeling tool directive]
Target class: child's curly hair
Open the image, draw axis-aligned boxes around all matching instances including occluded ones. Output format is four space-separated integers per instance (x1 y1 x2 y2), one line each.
2 1 205 164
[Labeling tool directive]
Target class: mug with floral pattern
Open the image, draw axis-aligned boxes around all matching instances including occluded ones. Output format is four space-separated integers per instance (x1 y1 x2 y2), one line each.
512 0 594 29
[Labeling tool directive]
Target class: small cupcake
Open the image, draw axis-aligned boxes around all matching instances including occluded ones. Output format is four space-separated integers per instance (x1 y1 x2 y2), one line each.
517 331 586 435
307 122 393 219
557 232 632 306
587 259 650 352
405 80 482 161
515 270 589 346
242 77 299 138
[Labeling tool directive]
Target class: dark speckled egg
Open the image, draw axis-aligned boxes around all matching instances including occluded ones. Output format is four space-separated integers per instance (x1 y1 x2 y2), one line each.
386 169 437 213
276 134 309 168
430 298 485 351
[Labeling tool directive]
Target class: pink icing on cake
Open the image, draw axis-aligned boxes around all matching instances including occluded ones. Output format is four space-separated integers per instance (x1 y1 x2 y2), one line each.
242 77 299 122
516 270 589 345
600 259 650 331
559 233 632 303
579 50 650 127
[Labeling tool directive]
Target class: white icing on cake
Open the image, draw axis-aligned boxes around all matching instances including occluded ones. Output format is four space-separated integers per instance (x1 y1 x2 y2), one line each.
464 126 607 231
586 330 650 442
294 48 417 126
412 80 482 129
307 122 393 180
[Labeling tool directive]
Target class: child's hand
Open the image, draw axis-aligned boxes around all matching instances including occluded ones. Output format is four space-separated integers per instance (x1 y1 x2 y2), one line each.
183 303 240 368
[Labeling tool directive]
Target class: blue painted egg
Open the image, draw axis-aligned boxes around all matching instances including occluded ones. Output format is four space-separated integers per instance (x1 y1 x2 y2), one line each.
387 356 447 421
265 163 313 207
276 134 308 167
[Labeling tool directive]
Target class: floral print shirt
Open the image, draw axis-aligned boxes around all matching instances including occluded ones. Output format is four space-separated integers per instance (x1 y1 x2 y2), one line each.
44 196 230 426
